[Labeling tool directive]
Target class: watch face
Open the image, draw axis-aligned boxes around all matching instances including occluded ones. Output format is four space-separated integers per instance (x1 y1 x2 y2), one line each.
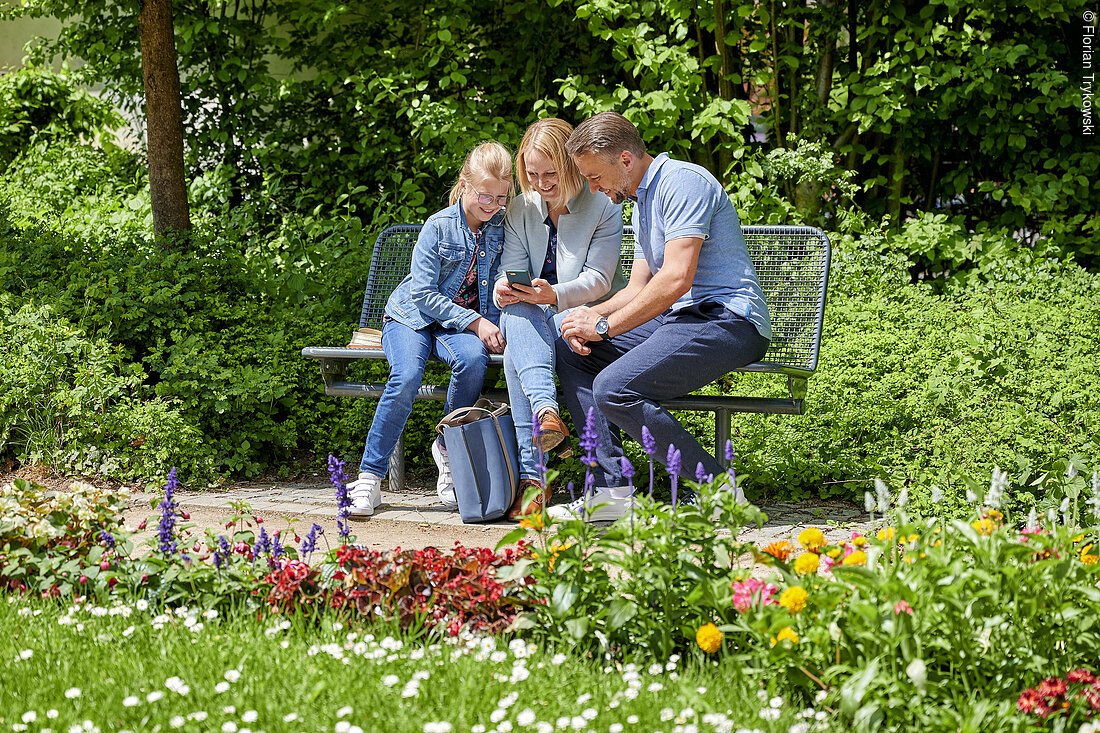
596 318 609 336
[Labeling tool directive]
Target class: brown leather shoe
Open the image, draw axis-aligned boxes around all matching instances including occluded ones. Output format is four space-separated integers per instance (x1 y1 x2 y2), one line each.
508 478 553 521
536 409 570 453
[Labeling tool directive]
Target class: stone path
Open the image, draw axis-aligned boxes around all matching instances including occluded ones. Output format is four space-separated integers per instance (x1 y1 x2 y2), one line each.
128 477 872 548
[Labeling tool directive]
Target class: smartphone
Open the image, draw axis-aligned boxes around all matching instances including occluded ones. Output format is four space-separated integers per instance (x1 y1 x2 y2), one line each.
505 270 533 287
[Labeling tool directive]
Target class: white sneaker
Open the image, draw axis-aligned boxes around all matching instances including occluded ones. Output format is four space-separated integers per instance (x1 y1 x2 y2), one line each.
347 472 383 516
432 439 458 510
547 487 633 523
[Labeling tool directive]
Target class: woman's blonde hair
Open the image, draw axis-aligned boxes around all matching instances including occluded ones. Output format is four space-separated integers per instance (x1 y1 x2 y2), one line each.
516 118 584 204
448 141 514 205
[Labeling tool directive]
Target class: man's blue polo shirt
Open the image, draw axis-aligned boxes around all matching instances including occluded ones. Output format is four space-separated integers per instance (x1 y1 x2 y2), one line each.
632 153 772 340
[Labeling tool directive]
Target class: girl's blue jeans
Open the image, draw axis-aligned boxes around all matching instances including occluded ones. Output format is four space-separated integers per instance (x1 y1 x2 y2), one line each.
500 302 567 480
358 319 489 477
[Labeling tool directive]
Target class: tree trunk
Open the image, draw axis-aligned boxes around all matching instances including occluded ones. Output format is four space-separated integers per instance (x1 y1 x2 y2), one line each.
139 0 191 236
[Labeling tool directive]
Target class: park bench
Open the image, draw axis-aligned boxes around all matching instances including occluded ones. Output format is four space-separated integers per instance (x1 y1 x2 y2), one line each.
303 224 831 491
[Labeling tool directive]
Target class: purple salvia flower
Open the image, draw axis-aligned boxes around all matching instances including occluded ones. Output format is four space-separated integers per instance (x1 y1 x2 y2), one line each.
580 407 599 499
157 467 179 555
620 456 635 490
567 481 576 502
299 523 323 556
271 532 284 560
695 462 709 484
255 526 272 556
99 530 115 549
213 534 229 569
532 412 547 483
667 445 682 507
328 454 351 542
725 439 738 494
642 426 656 499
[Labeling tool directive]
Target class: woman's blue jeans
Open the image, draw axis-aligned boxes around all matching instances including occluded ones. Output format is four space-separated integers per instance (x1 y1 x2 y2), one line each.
500 302 567 480
358 319 489 477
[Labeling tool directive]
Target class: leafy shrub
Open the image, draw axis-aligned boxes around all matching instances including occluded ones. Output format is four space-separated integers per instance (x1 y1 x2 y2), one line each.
0 66 122 173
0 295 213 482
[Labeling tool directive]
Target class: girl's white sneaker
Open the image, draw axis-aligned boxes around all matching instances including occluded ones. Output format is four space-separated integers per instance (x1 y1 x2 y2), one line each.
347 472 383 516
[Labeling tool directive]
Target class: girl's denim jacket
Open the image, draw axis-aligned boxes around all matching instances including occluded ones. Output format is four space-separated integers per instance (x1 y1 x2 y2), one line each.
384 200 505 331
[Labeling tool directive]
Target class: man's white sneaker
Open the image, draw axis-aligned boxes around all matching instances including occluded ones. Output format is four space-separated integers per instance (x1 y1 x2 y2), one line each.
347 472 383 517
546 487 633 523
432 439 459 510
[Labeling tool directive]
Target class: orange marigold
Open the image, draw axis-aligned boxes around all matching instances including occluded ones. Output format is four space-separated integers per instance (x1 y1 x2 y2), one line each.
1081 544 1099 566
761 541 795 562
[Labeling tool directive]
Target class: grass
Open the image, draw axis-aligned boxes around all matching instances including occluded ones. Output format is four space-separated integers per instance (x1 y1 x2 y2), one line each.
0 595 831 733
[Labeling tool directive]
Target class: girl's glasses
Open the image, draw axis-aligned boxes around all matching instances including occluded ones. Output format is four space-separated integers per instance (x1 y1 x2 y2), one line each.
473 189 508 207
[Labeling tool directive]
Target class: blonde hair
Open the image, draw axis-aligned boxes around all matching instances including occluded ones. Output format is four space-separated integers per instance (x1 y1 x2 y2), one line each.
565 111 646 160
448 141 514 205
515 118 584 204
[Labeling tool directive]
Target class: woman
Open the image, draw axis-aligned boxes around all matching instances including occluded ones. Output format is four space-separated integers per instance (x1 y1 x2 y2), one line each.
494 118 627 519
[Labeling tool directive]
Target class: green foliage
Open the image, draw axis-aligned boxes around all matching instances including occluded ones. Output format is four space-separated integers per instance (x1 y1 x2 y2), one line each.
729 232 1100 511
0 66 122 173
0 296 212 482
509 481 767 659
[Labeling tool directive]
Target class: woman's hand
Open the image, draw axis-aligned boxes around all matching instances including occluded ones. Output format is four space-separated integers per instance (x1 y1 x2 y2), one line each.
512 278 558 306
494 278 521 307
470 317 505 354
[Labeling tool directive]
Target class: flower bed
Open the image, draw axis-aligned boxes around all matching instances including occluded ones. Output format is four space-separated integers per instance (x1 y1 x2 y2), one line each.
3 455 1100 732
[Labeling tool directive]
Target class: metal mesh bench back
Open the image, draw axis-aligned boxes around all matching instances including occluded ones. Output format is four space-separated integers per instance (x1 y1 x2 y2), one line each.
360 223 830 374
358 225 422 331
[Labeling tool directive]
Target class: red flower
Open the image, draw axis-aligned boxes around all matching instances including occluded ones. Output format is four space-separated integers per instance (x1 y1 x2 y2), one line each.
1038 677 1068 699
1068 669 1096 684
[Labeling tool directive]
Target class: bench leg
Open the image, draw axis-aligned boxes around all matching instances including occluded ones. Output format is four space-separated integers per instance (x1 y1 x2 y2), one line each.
714 409 731 468
389 433 406 493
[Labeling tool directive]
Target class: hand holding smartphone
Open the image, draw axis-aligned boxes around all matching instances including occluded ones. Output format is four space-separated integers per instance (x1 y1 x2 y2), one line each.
505 270 533 288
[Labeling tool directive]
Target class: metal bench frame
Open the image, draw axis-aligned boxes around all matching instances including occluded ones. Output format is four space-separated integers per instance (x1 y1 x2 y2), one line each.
303 224 831 490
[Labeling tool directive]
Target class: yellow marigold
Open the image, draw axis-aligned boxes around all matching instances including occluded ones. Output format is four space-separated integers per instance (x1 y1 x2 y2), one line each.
518 513 545 531
797 527 826 552
842 550 867 566
826 547 842 559
986 509 1004 523
1073 533 1085 543
793 552 820 575
771 626 800 646
906 533 920 544
1081 544 1099 566
760 540 795 562
695 623 723 654
971 518 997 536
779 586 808 613
851 535 869 547
876 526 896 542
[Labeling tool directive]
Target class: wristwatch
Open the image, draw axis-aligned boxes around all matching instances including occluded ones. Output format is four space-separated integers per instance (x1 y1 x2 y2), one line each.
594 317 611 340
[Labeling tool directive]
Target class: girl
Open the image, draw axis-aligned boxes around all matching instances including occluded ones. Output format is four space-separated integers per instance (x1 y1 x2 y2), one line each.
494 118 626 519
347 141 513 516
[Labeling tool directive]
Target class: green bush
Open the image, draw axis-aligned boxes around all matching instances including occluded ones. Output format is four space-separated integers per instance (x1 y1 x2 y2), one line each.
0 295 212 481
726 232 1100 512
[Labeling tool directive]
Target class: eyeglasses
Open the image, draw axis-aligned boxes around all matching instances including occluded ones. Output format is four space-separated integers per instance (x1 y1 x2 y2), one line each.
472 189 508 207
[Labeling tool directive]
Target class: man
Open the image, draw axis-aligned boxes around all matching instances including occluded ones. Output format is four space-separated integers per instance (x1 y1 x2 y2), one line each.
549 111 771 521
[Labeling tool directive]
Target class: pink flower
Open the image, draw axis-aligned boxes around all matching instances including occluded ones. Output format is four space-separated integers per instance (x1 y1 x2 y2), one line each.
893 600 913 615
730 577 778 613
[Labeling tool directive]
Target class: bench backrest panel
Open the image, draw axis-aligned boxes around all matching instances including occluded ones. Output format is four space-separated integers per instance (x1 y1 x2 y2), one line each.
359 224 830 373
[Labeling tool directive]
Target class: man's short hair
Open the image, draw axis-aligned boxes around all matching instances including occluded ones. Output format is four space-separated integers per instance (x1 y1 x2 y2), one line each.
565 111 646 159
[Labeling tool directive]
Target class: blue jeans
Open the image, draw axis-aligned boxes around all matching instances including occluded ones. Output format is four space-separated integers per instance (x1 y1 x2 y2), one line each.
359 319 489 476
555 301 769 488
500 303 567 480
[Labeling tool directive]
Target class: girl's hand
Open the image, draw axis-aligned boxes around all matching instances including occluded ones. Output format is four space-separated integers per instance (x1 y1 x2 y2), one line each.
512 278 558 306
470 317 505 354
494 278 521 307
